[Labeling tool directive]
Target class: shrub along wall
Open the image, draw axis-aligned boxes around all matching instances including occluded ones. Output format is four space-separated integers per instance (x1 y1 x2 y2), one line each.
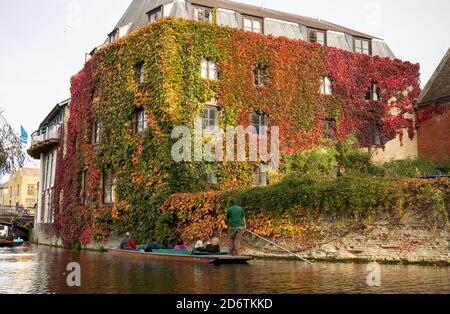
54 18 421 247
160 177 449 244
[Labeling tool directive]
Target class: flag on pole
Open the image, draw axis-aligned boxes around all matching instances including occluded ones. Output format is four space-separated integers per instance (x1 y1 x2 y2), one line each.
20 126 28 144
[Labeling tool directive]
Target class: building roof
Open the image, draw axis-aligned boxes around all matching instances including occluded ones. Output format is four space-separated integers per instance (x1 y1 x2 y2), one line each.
38 98 70 129
19 168 40 178
112 0 379 40
418 48 450 106
194 0 378 39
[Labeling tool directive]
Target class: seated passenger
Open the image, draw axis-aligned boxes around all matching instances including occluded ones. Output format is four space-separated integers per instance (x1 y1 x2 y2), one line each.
162 240 173 249
174 240 189 250
206 237 220 254
120 232 137 251
145 239 160 252
191 240 206 255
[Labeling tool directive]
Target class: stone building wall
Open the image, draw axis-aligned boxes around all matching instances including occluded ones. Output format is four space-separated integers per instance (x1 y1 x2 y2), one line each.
368 130 418 164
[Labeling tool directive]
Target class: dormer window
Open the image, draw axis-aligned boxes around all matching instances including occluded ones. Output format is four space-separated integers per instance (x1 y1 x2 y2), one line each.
148 7 162 23
243 15 262 33
308 29 326 45
194 5 213 23
354 38 371 55
320 76 332 95
365 83 380 101
108 29 119 43
201 59 217 80
254 65 269 87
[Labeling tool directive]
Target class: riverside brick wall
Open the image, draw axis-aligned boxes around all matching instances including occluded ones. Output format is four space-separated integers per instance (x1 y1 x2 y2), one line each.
417 109 450 165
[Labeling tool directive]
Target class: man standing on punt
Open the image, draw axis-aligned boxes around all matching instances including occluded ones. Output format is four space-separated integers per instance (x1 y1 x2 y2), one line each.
227 198 246 256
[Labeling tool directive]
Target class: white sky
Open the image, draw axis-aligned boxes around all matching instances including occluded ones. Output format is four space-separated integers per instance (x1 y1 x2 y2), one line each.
0 0 449 166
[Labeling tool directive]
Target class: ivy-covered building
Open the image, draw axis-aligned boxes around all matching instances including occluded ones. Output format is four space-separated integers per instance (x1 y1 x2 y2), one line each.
52 0 421 246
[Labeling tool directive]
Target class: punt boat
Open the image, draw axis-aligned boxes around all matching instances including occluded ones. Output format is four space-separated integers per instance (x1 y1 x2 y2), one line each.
0 239 13 247
0 238 25 248
107 248 253 264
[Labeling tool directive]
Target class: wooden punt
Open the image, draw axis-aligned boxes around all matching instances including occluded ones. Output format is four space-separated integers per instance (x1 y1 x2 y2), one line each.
0 239 13 248
107 248 253 264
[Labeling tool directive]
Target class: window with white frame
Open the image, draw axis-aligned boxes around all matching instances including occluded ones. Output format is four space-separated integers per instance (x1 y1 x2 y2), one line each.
365 83 379 101
201 59 217 80
372 126 382 146
323 119 336 141
201 106 218 130
320 76 332 95
254 64 269 86
102 169 116 205
243 15 262 33
137 62 145 84
93 122 101 145
203 166 218 184
194 5 213 23
254 165 268 186
135 109 148 134
251 112 269 135
148 7 162 23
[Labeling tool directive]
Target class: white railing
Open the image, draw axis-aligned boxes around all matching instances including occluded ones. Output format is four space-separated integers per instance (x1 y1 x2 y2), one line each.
31 123 62 147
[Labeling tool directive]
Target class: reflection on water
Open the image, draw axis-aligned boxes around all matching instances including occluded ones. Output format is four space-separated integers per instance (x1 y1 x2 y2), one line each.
0 245 449 294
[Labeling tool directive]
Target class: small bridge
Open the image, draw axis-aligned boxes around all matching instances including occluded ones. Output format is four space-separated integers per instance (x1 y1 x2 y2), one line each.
0 207 34 238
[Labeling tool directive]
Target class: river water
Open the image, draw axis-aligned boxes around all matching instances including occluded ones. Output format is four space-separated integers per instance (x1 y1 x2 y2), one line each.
0 245 449 294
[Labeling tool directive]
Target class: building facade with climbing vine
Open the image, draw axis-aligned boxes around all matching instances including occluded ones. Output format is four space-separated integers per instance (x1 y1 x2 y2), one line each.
51 0 422 246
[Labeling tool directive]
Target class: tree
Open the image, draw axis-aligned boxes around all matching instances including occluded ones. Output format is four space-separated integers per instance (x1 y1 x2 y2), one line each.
0 112 26 176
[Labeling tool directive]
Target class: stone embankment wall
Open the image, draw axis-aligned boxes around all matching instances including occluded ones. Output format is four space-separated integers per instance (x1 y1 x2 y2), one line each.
243 218 449 265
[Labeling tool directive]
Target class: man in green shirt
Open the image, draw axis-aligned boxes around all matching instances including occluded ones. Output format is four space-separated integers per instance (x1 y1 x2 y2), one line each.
226 198 246 256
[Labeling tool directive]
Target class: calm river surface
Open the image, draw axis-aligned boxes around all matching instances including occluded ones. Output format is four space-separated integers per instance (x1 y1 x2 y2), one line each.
0 245 449 294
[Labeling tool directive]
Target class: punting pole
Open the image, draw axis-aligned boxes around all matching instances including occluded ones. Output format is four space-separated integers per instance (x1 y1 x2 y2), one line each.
244 229 313 265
